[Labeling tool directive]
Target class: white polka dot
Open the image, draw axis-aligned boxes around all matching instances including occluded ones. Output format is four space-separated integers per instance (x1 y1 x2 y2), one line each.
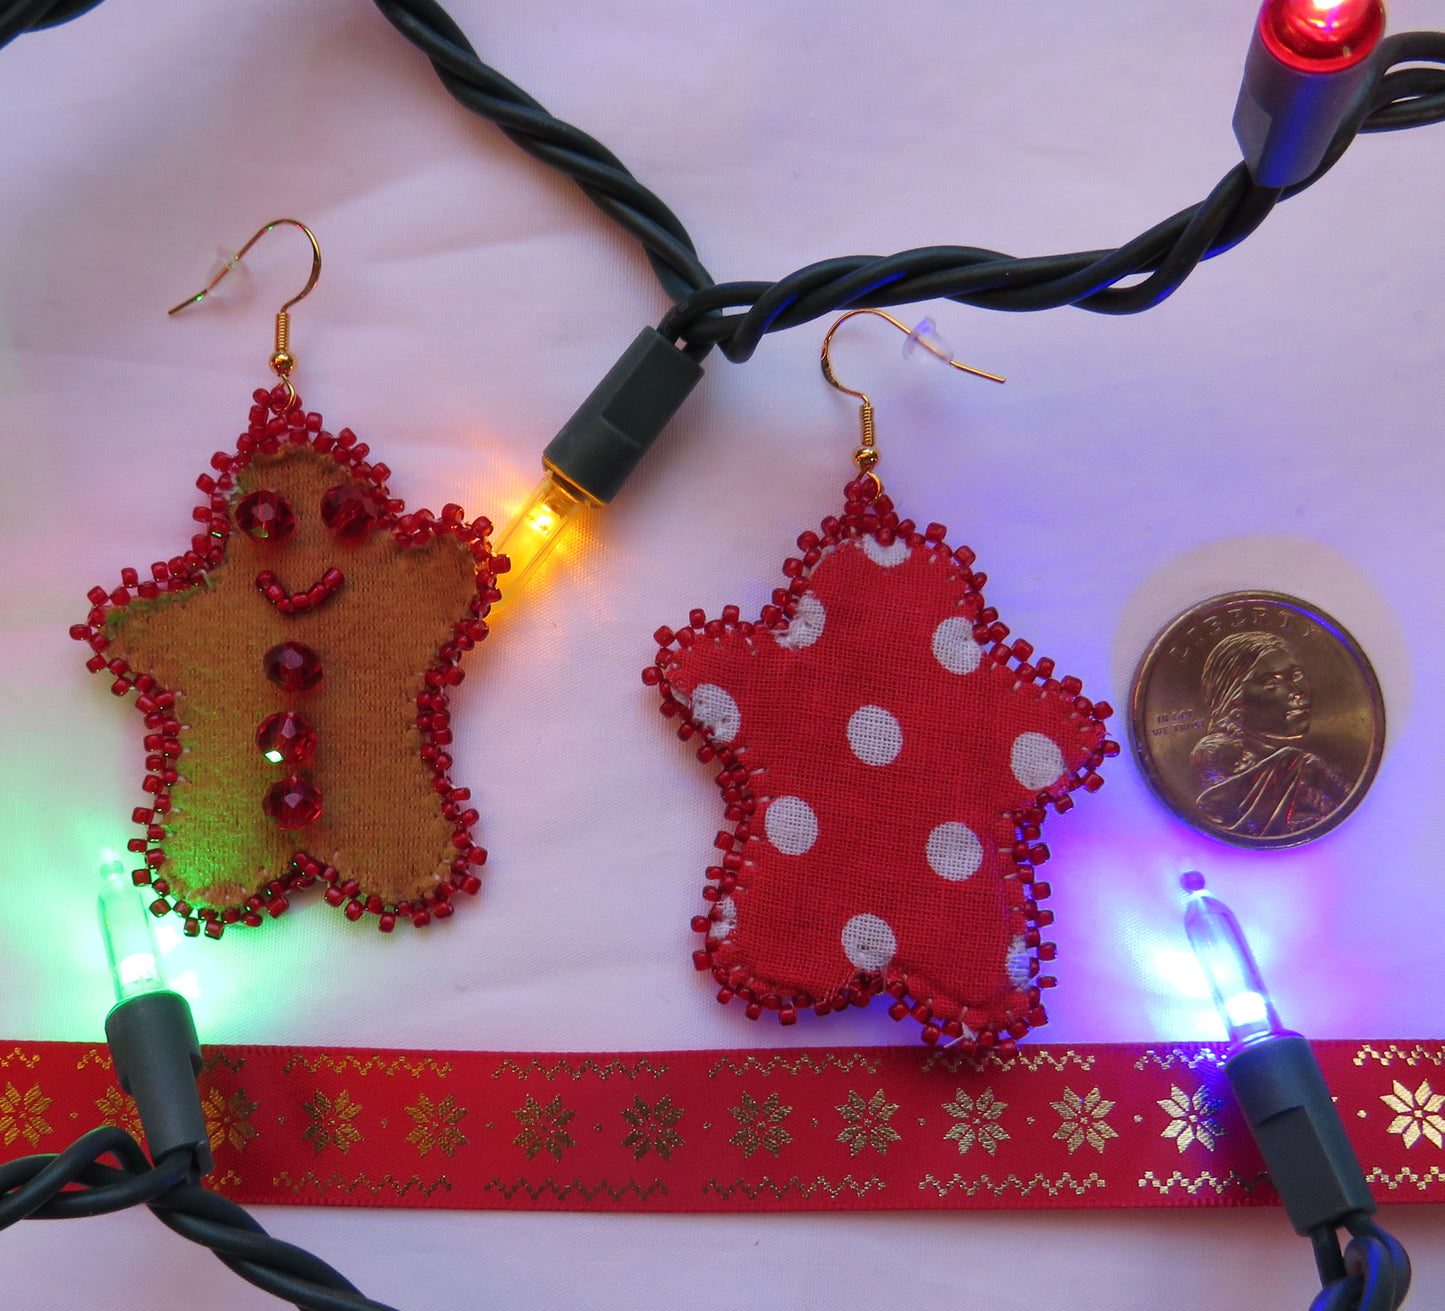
709 896 737 942
690 683 741 743
1011 732 1067 791
926 822 984 881
765 796 818 855
932 617 982 675
1006 935 1032 989
860 536 910 568
846 704 902 766
775 593 826 649
841 913 898 972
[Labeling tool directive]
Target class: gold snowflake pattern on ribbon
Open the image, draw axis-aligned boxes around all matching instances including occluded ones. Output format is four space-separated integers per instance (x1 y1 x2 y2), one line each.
0 1083 53 1149
94 1086 143 1144
620 1095 685 1162
301 1088 364 1156
1051 1086 1118 1155
943 1087 1009 1156
836 1089 902 1157
204 1087 260 1154
0 1037 1441 1214
728 1091 793 1160
405 1093 469 1160
513 1094 576 1162
1157 1084 1224 1154
1382 1080 1445 1150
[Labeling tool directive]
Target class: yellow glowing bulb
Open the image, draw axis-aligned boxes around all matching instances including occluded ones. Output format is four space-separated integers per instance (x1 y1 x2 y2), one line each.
490 470 593 605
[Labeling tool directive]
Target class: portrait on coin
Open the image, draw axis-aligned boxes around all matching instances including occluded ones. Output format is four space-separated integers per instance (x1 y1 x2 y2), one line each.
1188 630 1349 839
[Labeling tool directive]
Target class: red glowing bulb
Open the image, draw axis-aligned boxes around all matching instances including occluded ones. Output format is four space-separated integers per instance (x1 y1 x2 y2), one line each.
1261 0 1384 72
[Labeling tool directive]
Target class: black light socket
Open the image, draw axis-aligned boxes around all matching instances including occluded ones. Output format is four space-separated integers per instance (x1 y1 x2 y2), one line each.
1225 1034 1374 1234
104 989 213 1176
542 328 704 504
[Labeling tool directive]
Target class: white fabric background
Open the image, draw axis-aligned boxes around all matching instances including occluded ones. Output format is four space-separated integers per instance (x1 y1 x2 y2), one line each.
1 1 1442 1306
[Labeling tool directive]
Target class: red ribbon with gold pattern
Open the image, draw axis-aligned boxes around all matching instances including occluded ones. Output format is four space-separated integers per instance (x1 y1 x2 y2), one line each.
2 1041 1442 1212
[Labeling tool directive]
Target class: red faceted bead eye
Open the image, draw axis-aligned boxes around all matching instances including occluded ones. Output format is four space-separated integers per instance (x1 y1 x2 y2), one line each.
235 490 296 541
320 484 381 540
255 710 319 765
262 776 323 829
263 641 323 692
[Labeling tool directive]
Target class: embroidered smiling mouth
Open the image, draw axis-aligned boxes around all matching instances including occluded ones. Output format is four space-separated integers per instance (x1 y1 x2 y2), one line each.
255 567 344 615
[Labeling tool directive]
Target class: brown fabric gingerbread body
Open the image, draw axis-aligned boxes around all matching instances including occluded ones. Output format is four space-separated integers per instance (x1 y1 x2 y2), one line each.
72 386 501 938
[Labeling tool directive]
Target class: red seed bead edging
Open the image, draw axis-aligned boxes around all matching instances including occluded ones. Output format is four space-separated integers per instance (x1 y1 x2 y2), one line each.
71 383 503 939
644 475 1118 1049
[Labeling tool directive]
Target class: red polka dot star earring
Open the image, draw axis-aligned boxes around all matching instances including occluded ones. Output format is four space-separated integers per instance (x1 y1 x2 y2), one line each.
644 309 1118 1050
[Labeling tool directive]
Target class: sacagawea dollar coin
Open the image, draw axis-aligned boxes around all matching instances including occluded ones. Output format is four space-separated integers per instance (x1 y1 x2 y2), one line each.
1129 592 1384 849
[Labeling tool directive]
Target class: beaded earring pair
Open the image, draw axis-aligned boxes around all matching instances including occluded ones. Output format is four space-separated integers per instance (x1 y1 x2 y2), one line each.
71 228 1115 1048
72 220 502 940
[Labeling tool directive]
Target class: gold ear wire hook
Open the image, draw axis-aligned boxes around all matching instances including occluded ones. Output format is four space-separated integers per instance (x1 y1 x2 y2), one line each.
167 219 322 402
820 308 1005 489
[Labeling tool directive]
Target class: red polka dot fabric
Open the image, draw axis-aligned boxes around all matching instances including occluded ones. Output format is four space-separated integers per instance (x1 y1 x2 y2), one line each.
647 477 1117 1050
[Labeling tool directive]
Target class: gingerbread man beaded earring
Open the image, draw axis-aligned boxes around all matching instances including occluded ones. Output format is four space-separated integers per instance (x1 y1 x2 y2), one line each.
70 220 502 939
646 309 1118 1050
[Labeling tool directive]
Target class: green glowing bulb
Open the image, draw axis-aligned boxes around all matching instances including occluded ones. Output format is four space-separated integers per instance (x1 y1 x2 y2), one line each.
97 851 167 1005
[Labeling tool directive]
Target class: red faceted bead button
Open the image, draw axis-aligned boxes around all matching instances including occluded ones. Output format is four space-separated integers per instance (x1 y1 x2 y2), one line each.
235 490 296 540
320 484 381 540
263 641 323 692
255 710 318 765
262 776 323 829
